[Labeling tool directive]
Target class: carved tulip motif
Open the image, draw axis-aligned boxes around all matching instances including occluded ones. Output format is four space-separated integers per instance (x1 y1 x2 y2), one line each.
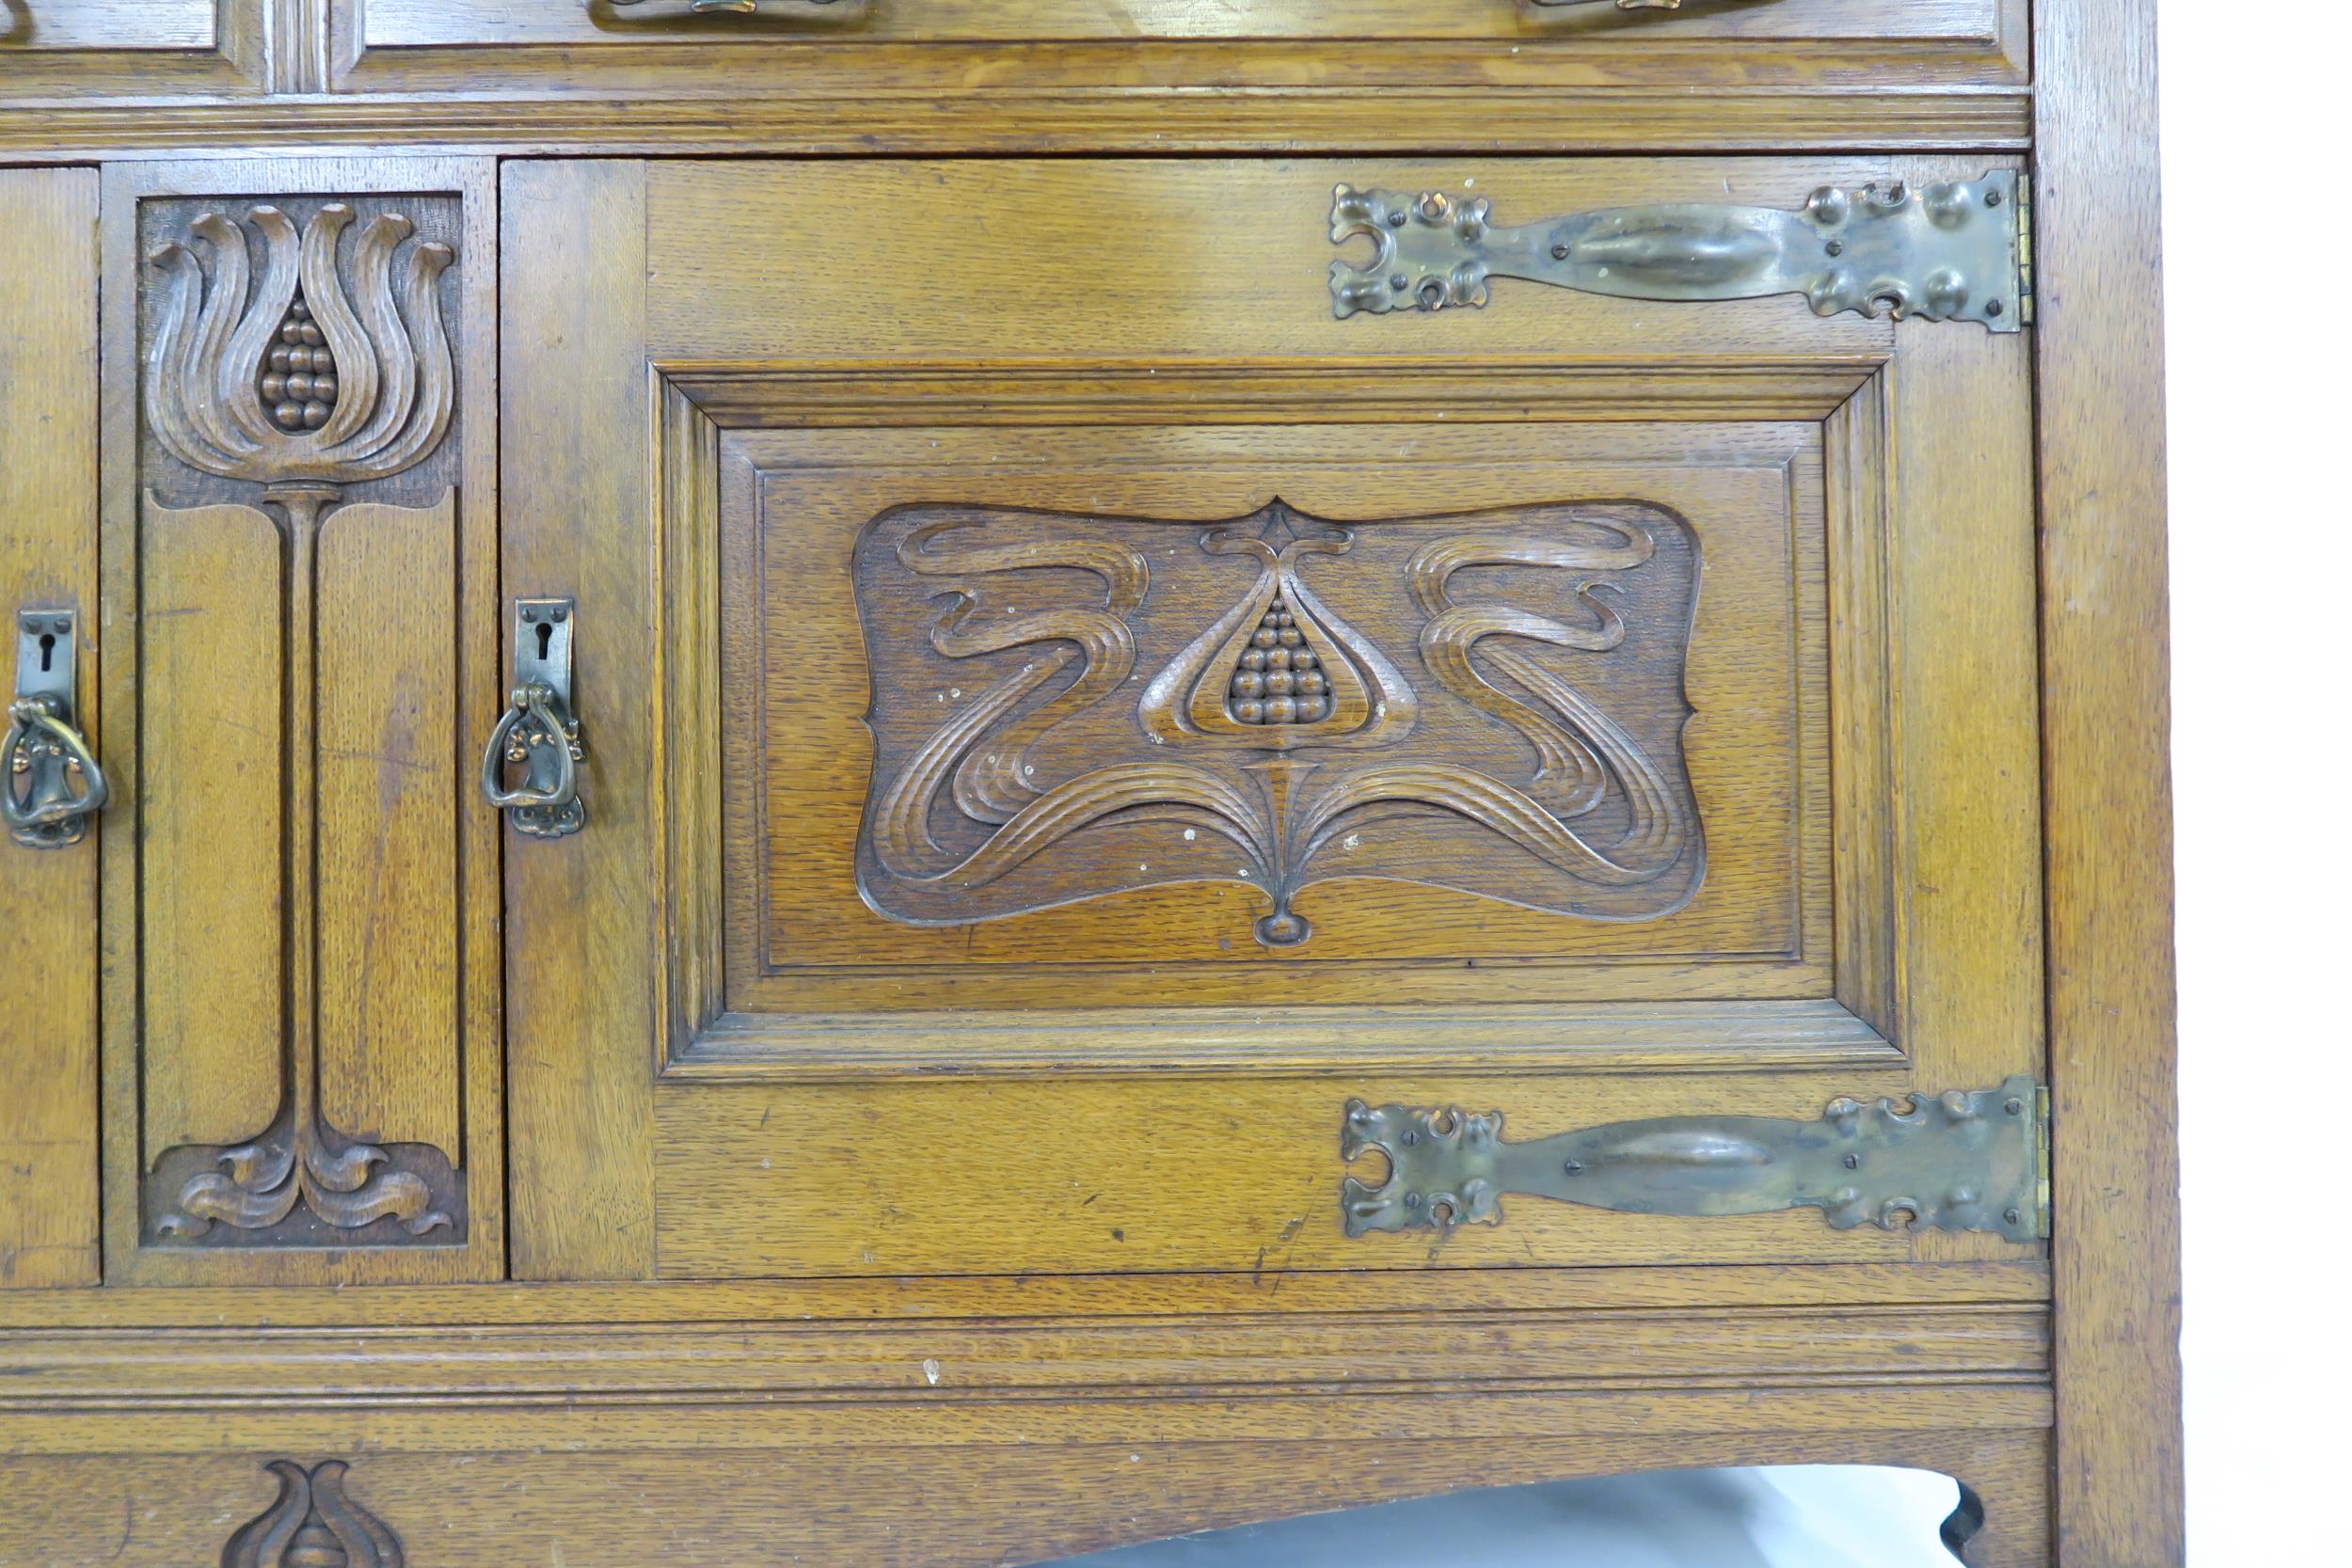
146 204 453 485
138 198 464 1247
219 1461 404 1568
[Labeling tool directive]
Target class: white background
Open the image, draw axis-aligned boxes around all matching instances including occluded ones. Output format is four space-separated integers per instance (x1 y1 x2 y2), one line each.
2164 3 2351 1561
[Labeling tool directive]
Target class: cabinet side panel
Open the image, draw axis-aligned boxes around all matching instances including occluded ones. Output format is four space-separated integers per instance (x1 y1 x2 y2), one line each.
0 167 101 1289
2035 0 2188 1561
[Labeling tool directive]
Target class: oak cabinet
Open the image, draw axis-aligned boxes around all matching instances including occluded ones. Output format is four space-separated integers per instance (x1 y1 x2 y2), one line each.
0 4 2180 1564
499 156 2044 1288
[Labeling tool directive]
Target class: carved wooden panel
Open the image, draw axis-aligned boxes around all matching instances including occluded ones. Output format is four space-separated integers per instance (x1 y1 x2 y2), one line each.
853 498 1703 949
707 413 1836 1025
108 169 499 1272
218 1460 404 1568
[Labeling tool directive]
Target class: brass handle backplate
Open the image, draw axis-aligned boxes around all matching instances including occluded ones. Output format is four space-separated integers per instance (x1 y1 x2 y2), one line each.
1342 1077 2050 1243
481 597 585 840
1331 170 2028 330
5 609 107 849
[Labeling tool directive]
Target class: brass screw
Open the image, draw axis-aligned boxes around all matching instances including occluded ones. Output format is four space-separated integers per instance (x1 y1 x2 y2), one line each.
1986 188 2004 207
1550 242 1569 260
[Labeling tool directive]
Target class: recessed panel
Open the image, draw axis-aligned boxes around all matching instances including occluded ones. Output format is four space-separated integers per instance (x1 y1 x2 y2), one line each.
720 419 1832 1015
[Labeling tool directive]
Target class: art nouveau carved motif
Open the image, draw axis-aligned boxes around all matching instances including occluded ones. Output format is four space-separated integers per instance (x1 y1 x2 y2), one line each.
853 499 1703 947
218 1461 404 1568
136 198 465 1246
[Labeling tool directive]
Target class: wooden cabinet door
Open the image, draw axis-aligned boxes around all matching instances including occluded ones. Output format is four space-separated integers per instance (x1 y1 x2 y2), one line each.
501 156 2042 1285
0 167 101 1290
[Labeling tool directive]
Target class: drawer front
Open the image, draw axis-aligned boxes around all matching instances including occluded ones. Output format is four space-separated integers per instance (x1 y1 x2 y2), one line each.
0 0 264 100
498 155 2043 1284
336 1 2030 114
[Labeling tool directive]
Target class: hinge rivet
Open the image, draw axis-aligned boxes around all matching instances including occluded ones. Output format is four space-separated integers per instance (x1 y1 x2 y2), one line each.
1550 242 1569 260
2005 1098 2025 1116
1389 275 1407 292
2005 1207 2023 1226
1986 189 2004 207
1987 299 2004 317
1843 1152 1860 1169
1563 1159 1582 1176
1825 240 1844 258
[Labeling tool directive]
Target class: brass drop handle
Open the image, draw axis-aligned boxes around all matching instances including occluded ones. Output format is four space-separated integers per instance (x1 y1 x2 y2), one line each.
481 684 580 805
4 697 109 847
481 598 586 840
6 610 107 849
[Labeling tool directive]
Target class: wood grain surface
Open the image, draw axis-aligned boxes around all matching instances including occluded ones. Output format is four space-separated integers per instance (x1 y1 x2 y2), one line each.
2035 0 2187 1561
0 6 2187 1551
0 167 101 1290
97 157 505 1287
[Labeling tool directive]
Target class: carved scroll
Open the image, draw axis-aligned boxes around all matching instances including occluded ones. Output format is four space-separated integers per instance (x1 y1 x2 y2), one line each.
853 499 1703 948
135 196 467 1247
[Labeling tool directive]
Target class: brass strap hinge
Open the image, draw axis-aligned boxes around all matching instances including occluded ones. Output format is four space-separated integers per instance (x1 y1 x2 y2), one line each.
1343 1076 2053 1244
1331 170 2031 333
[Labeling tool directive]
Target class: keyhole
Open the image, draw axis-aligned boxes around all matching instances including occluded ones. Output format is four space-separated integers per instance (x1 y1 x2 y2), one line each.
37 632 56 673
533 620 553 662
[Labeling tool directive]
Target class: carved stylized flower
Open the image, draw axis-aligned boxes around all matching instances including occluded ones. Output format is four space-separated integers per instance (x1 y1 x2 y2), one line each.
146 203 453 486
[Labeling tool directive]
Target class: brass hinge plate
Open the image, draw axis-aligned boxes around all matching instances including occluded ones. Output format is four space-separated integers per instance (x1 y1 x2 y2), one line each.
1343 1076 2052 1243
1332 169 2030 332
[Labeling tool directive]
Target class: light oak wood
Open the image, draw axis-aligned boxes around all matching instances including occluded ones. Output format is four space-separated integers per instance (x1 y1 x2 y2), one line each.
0 0 269 99
315 494 462 1156
0 1425 2052 1565
500 158 660 1282
97 157 505 1286
337 0 2029 100
0 1259 2054 1331
137 499 287 1151
0 9 2186 1559
495 156 2043 1297
0 167 101 1290
5 88 2036 162
2035 0 2187 1560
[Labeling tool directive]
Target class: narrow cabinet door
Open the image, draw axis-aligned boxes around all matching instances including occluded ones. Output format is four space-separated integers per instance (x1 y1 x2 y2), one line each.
502 158 2042 1283
96 159 505 1285
0 168 102 1289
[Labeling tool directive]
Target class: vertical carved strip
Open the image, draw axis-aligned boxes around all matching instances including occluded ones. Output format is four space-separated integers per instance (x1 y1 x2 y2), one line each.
139 498 286 1151
134 195 467 1250
315 494 461 1157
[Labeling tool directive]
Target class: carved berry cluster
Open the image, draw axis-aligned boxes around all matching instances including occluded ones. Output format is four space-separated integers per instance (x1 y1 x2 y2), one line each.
1226 596 1330 725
